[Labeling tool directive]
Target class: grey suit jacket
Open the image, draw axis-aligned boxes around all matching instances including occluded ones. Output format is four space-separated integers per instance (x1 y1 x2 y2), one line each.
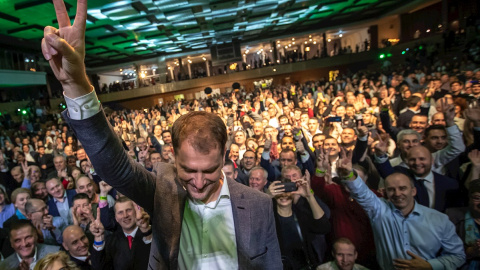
63 109 282 270
0 244 60 270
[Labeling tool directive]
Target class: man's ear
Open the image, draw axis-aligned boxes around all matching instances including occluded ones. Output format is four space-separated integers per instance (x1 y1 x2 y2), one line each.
62 242 68 251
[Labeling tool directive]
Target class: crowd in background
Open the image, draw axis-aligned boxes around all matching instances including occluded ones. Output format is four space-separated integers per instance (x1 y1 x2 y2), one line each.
0 35 480 269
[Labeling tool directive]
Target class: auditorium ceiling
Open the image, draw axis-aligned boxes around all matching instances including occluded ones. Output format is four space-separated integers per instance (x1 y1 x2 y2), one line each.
1 0 430 67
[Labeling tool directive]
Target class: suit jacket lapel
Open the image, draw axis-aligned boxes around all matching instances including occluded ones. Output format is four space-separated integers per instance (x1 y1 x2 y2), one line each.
228 179 251 255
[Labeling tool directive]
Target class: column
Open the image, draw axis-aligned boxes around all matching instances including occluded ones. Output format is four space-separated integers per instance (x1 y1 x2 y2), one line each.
187 62 192 79
156 56 167 84
206 60 210 77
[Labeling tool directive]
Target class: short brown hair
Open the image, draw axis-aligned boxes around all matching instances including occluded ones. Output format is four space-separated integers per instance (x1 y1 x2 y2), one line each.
172 111 227 155
11 188 31 204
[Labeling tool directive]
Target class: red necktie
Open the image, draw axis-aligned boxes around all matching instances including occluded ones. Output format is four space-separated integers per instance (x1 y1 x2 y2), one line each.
127 235 133 249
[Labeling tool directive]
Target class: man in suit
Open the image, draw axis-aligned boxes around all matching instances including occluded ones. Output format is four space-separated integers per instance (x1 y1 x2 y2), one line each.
0 219 59 270
62 225 92 270
90 197 152 270
46 177 76 225
25 198 66 245
43 1 282 269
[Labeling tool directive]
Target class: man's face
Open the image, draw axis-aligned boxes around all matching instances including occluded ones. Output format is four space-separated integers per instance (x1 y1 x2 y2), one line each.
431 113 446 126
80 161 91 174
229 145 239 161
341 129 356 145
425 129 447 151
283 125 292 137
323 138 340 156
64 146 73 156
253 122 263 136
409 115 428 134
10 226 37 259
38 147 45 155
33 183 48 200
249 170 267 191
335 106 345 117
473 84 480 95
76 149 86 160
22 138 29 146
283 168 302 182
307 119 318 133
30 167 41 183
175 142 224 203
234 132 246 145
279 151 296 168
162 146 172 160
345 107 355 117
279 117 288 128
242 151 256 170
73 198 92 224
281 137 295 151
54 157 66 171
137 138 147 151
399 134 420 154
334 243 357 270
27 201 49 224
407 146 433 178
67 157 76 168
385 174 416 214
150 153 161 163
450 82 462 94
62 227 89 257
115 201 137 232
294 110 301 120
222 164 236 180
76 177 94 199
154 125 162 136
46 179 65 199
312 135 326 150
22 145 29 153
300 114 309 125
11 169 24 182
163 132 172 144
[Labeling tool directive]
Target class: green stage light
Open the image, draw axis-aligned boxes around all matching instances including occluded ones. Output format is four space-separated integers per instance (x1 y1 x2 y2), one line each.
387 53 392 57
21 110 27 115
419 46 423 50
379 54 385 59
402 51 406 55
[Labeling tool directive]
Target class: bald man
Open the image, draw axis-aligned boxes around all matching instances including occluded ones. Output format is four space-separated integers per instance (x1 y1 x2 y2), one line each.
62 225 92 269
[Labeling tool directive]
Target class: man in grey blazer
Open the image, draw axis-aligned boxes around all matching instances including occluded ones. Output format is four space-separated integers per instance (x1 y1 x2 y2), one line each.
42 1 282 269
0 220 60 270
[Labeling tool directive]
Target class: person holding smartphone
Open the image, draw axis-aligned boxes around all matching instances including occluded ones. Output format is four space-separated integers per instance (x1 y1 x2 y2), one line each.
269 165 331 269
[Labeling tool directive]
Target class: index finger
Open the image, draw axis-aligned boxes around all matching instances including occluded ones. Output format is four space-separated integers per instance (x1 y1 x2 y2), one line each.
95 207 101 222
52 0 72 28
74 0 88 30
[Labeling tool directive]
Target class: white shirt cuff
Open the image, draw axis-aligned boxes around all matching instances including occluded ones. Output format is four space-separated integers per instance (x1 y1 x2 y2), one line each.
64 88 101 120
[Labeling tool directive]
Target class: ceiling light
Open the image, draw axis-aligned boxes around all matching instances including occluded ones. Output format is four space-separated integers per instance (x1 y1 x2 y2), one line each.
305 47 310 52
285 46 288 49
309 35 312 38
292 38 295 41
304 41 307 44
277 44 281 47
277 41 280 43
288 44 291 47
328 39 331 42
120 69 123 71
309 39 312 41
202 57 206 61
339 34 343 37
426 29 431 33
269 49 272 52
313 41 317 44
245 50 249 54
292 41 295 44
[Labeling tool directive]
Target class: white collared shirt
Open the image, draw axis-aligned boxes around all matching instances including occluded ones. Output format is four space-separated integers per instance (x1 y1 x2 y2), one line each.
16 247 37 270
71 252 90 263
415 171 435 209
178 172 238 270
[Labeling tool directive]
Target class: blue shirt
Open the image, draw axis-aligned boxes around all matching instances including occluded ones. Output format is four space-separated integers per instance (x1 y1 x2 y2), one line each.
344 176 465 270
54 191 70 224
0 204 15 228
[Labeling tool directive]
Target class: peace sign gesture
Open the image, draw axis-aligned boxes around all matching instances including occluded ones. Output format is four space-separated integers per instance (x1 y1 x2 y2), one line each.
89 207 105 242
336 147 354 179
42 0 91 98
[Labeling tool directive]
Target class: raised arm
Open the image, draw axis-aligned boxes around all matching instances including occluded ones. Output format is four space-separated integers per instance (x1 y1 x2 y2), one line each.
44 0 155 213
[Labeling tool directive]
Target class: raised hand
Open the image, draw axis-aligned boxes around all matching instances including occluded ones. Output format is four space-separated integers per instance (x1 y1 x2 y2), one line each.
21 160 29 179
267 181 284 197
374 135 388 156
316 148 330 171
357 125 369 138
135 204 151 233
42 0 91 98
43 215 55 230
88 207 105 241
99 181 113 196
336 148 353 179
71 205 79 226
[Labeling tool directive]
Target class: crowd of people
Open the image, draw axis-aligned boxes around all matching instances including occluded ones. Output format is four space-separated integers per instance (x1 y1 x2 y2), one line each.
0 0 480 269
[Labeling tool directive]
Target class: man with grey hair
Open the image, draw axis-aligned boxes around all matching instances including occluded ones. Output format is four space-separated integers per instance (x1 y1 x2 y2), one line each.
249 167 268 192
25 198 66 245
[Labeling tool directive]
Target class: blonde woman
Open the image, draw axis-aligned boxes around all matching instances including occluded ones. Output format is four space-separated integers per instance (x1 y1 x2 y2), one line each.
34 251 79 270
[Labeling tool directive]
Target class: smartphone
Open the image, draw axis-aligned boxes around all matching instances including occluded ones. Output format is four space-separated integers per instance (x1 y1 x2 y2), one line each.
327 116 342 122
277 182 298 192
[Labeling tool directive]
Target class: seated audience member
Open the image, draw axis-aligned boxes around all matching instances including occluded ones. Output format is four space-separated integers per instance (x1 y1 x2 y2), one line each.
90 197 152 270
447 179 480 269
46 177 77 225
33 251 81 270
31 181 49 202
269 165 331 269
248 166 268 192
0 220 59 270
338 150 465 269
25 198 66 245
62 225 92 269
3 188 31 230
317 238 369 270
0 187 15 229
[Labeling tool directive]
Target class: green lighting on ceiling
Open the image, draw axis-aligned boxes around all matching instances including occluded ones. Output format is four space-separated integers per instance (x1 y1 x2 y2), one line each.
379 54 385 59
387 53 392 57
62 105 66 109
419 46 423 50
21 110 27 115
402 51 406 55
